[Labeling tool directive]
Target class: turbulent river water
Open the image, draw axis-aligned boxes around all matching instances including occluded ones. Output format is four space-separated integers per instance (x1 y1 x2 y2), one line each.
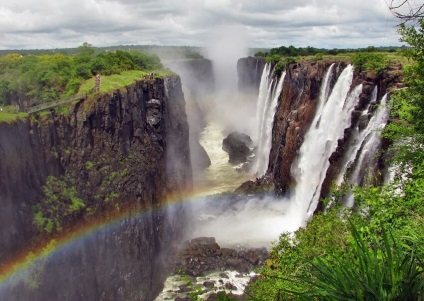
195 121 252 195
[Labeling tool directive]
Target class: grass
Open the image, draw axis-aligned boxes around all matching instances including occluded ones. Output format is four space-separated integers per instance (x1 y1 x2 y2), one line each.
0 105 28 123
296 51 412 67
78 69 175 94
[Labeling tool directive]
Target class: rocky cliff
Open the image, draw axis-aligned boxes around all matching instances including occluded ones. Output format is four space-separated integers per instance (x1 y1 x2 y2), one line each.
240 60 403 206
166 59 215 175
0 76 192 300
237 57 266 95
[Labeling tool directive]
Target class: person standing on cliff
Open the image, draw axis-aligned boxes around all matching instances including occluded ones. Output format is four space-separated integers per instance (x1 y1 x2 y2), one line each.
95 74 101 92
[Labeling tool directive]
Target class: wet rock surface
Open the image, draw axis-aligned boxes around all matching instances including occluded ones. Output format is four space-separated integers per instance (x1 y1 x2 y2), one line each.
173 237 268 277
222 132 253 165
0 76 192 301
239 60 404 209
237 57 266 95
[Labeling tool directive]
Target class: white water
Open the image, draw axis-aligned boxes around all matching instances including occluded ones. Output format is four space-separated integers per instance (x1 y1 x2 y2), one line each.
335 87 376 186
155 270 256 301
157 65 390 300
288 64 358 227
191 64 362 243
251 63 286 177
196 121 251 195
342 93 390 206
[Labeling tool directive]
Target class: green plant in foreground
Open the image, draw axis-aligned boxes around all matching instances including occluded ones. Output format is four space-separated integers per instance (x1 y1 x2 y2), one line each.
285 225 424 301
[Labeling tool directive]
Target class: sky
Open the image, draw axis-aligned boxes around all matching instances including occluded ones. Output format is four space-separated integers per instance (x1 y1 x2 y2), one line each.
0 0 406 50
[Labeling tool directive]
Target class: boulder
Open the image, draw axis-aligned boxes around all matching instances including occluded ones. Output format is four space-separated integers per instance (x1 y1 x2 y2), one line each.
222 132 252 164
173 237 269 276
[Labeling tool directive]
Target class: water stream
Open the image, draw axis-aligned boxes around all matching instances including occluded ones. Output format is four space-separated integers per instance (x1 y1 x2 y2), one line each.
156 63 391 300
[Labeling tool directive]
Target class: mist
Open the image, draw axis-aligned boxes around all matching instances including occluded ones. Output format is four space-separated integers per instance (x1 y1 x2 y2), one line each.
202 24 257 137
188 194 300 248
166 23 289 248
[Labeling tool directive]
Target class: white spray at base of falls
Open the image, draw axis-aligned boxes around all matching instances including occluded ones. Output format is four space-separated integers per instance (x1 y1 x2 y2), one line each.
288 64 359 227
251 63 286 177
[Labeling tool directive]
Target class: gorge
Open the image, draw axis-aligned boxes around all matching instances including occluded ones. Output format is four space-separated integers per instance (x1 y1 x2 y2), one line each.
0 53 403 300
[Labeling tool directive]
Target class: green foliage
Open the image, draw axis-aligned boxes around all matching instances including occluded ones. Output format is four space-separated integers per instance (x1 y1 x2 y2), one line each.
32 175 86 233
397 20 424 133
312 52 324 61
248 207 351 300
0 106 28 123
104 192 120 203
351 52 388 74
290 225 424 301
85 161 94 170
0 43 164 107
265 54 282 64
250 19 424 301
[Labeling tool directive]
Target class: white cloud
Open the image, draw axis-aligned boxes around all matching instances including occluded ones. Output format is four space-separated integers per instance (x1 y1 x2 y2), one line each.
0 0 403 50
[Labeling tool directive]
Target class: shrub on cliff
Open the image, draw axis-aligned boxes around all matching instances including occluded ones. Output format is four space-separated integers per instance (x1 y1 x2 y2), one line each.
32 175 86 234
351 52 387 74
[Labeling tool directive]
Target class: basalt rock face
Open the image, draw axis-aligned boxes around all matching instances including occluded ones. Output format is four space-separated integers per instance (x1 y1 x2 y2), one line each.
0 76 192 301
237 57 266 95
317 63 403 210
263 61 402 201
268 61 347 195
166 59 214 174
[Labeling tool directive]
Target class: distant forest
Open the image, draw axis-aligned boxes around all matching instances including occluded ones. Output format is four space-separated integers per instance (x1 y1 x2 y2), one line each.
254 45 405 58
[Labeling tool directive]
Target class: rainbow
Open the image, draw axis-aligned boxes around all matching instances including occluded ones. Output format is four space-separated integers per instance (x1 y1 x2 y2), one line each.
0 189 212 295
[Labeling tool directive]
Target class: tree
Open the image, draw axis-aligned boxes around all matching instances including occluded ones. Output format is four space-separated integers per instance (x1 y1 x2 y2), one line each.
397 19 424 132
388 0 424 22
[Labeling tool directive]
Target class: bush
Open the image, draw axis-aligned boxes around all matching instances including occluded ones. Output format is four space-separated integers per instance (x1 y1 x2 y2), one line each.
351 52 387 74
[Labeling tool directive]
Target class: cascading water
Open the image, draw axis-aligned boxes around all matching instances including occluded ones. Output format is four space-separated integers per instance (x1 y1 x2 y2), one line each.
156 62 396 300
288 64 359 227
251 63 286 177
341 92 390 206
335 87 377 186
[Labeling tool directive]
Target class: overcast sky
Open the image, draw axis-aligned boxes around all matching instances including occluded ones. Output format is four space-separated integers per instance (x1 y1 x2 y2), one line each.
0 0 405 50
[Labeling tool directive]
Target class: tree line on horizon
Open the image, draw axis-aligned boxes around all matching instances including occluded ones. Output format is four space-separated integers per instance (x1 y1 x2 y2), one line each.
254 45 405 58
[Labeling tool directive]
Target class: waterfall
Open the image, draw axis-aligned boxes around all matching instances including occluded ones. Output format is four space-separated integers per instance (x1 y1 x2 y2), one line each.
335 87 377 186
251 63 286 177
288 64 358 227
342 93 390 206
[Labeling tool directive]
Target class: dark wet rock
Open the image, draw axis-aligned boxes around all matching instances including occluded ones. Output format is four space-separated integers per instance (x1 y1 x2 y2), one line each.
207 292 245 301
222 132 252 164
175 297 191 301
0 76 192 301
173 237 268 276
225 282 238 291
237 57 266 95
203 281 215 289
219 272 229 279
190 139 211 171
178 285 193 293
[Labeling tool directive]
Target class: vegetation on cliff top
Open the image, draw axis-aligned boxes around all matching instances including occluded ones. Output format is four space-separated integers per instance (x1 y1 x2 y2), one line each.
259 44 410 75
248 20 424 301
0 105 28 123
0 43 164 107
